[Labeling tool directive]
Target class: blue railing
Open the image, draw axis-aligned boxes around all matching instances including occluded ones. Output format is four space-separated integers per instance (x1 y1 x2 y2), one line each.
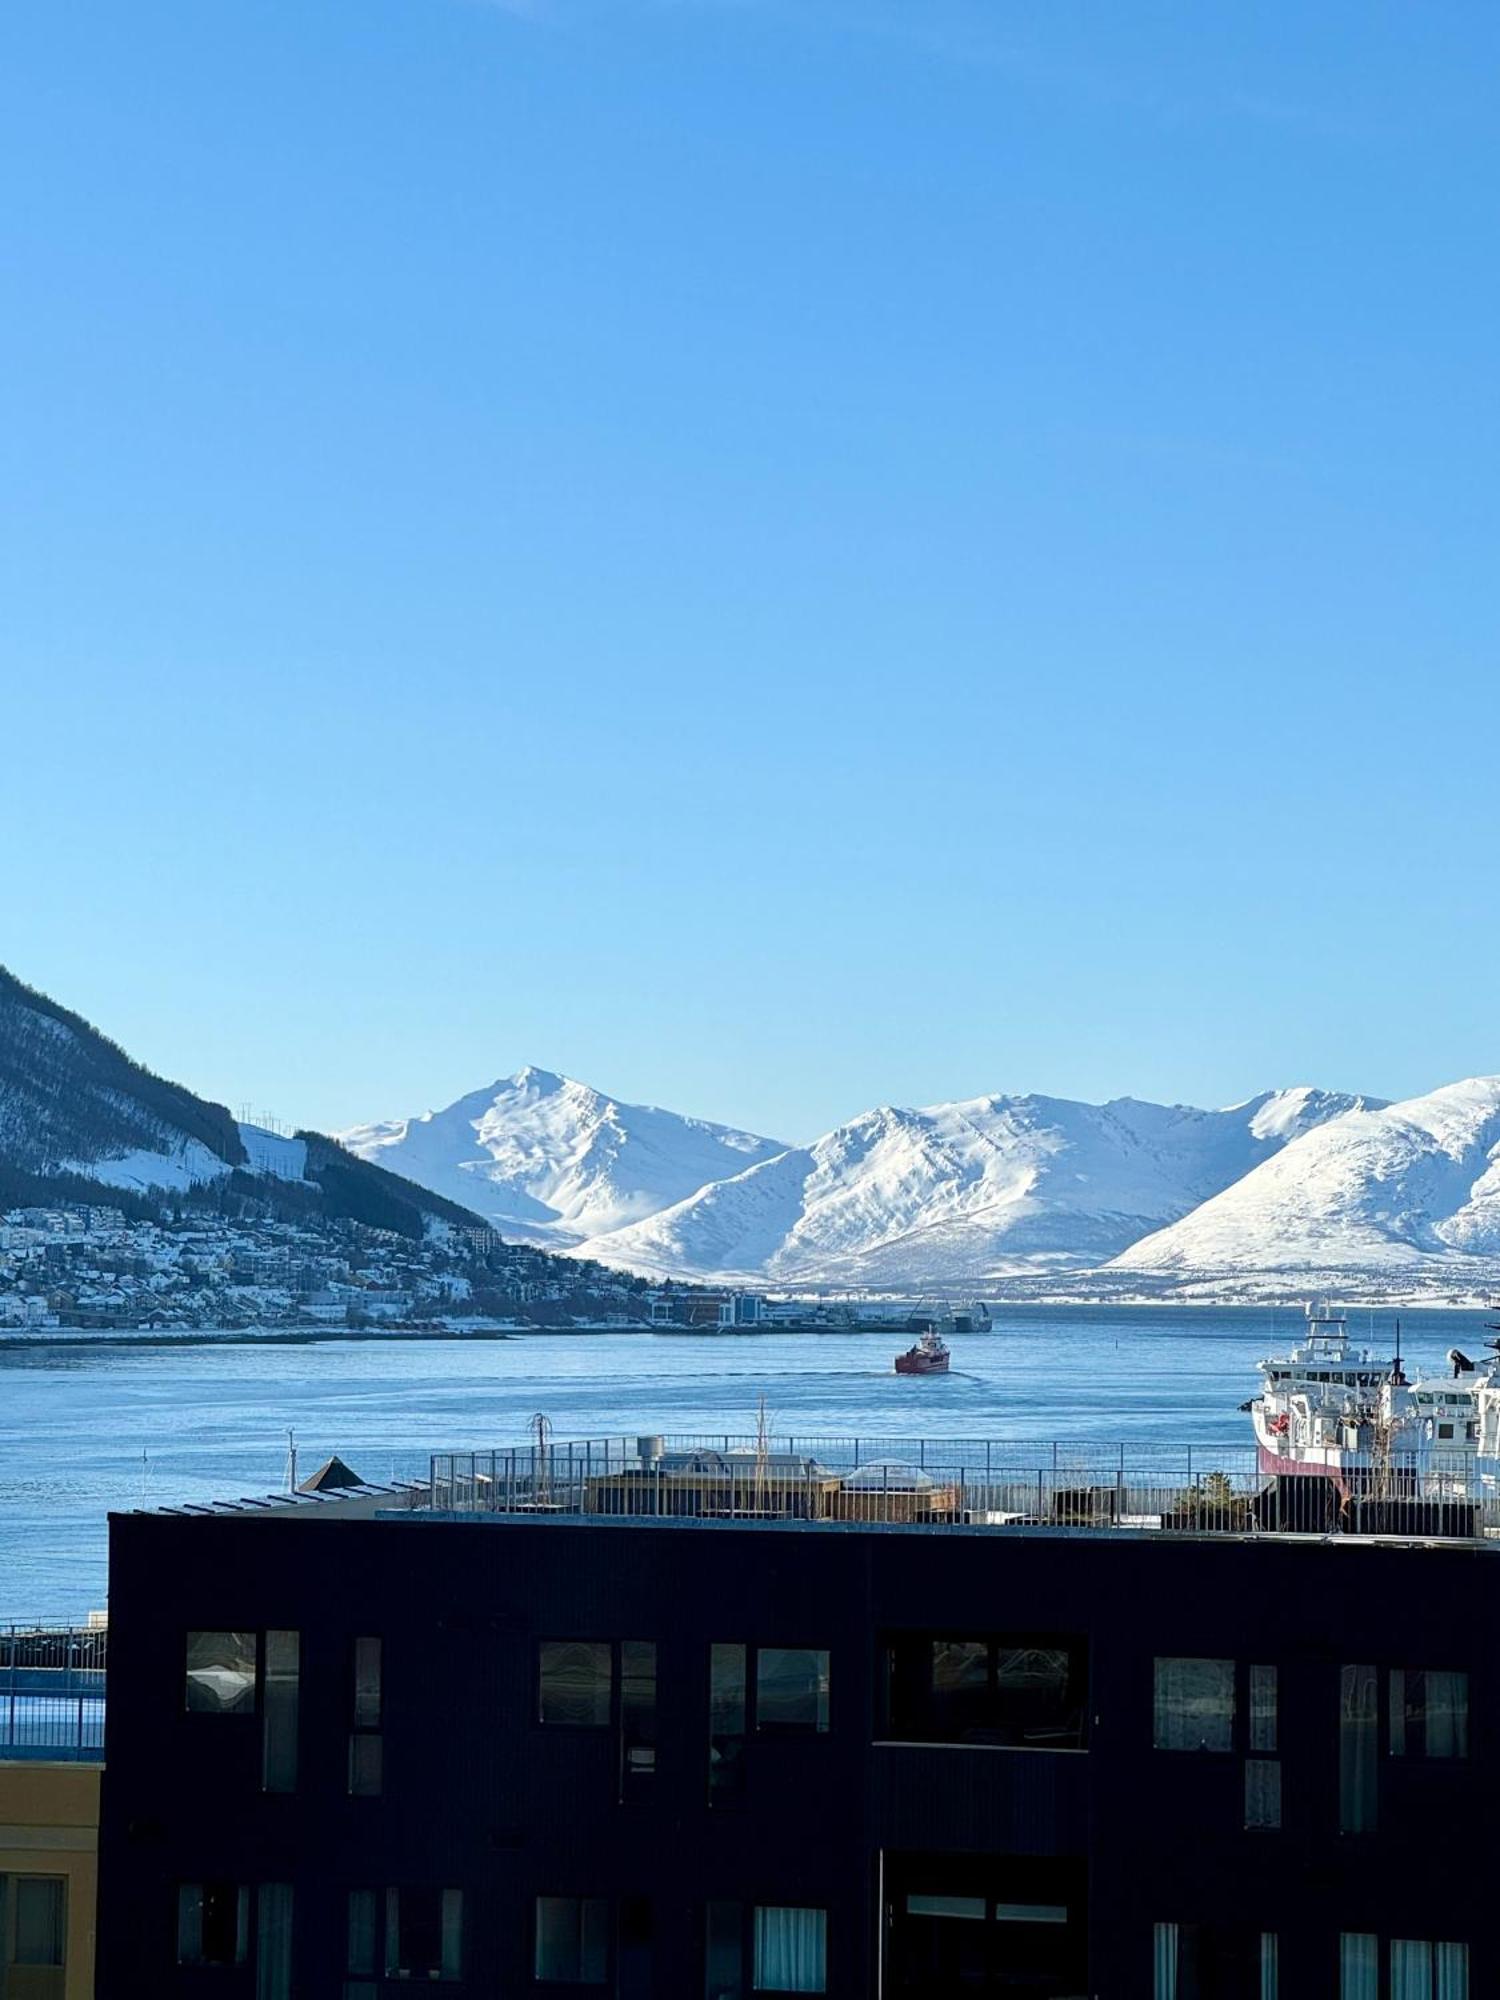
0 1624 106 1762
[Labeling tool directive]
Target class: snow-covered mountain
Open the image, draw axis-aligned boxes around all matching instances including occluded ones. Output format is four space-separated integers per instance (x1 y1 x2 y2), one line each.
575 1087 1373 1284
341 1069 1375 1282
338 1068 788 1247
1112 1079 1500 1281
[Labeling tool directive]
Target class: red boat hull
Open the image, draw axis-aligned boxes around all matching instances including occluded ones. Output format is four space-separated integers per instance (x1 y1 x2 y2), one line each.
894 1355 949 1375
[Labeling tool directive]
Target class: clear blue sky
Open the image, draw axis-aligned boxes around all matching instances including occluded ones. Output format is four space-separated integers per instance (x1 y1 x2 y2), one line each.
3 0 1498 1144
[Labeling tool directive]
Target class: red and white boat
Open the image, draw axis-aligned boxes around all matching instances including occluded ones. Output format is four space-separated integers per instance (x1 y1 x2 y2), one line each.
894 1325 950 1375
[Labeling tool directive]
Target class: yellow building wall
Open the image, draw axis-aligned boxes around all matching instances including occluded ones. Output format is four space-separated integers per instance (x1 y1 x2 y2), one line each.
0 1764 99 2000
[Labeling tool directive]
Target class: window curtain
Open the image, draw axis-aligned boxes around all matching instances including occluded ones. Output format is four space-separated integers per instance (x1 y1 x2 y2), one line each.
255 1885 293 2000
1435 1941 1469 2000
1339 1666 1378 1832
1391 1941 1431 2000
1339 1933 1378 2000
1424 1673 1468 1758
1152 1922 1178 2000
1153 1659 1234 1751
753 1906 826 1993
439 1890 464 1981
1260 1932 1278 2000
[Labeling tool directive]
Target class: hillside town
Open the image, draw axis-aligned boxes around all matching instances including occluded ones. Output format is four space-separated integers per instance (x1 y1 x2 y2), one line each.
0 1200 659 1333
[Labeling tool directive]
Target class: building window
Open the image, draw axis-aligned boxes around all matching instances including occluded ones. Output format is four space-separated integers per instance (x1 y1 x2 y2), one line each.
885 1856 1087 1996
884 1635 1086 1748
710 1645 748 1800
349 1637 383 1797
539 1642 614 1727
1340 1666 1379 1833
1391 1939 1469 1998
347 1889 379 2000
185 1632 258 1714
535 1897 609 1984
755 1650 830 1735
384 1888 463 1982
1339 1935 1470 2000
1153 1659 1234 1752
752 1907 827 1993
178 1883 249 1966
1155 1922 1278 1998
262 1631 299 1793
1390 1670 1468 1759
256 1885 293 2000
620 1640 657 1800
5 1876 66 1993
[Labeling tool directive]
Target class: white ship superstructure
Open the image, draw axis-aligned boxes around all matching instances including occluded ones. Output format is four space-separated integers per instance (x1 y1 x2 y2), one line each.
1248 1303 1500 1491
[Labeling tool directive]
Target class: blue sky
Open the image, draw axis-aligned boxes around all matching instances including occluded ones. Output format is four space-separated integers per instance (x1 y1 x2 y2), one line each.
3 0 1498 1143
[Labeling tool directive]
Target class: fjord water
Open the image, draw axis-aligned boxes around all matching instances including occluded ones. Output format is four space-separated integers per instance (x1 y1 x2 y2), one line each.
1 1305 1492 1620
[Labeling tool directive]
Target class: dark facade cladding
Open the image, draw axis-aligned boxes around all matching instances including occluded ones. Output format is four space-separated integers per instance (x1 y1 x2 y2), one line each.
97 1508 1490 1998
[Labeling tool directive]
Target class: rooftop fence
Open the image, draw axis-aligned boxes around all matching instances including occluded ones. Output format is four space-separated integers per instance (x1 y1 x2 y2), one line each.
428 1434 1500 1544
0 1623 107 1763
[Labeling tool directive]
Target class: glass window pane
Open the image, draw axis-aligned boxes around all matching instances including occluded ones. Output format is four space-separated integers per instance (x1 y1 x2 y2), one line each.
905 1896 986 1921
349 1732 384 1797
1249 1665 1277 1752
185 1631 258 1714
1245 1759 1282 1829
256 1884 293 2000
752 1906 826 1993
1436 1941 1469 2000
1339 1932 1378 2000
539 1642 613 1726
353 1637 382 1729
13 1879 65 1965
1153 1922 1178 2000
930 1640 989 1736
1340 1666 1378 1833
706 1900 744 1999
1153 1658 1234 1751
710 1645 748 1799
755 1649 830 1734
386 1887 457 1980
262 1631 299 1793
993 1903 1067 1924
347 1890 377 1976
621 1640 657 1795
178 1883 248 1966
1261 1932 1278 2000
536 1896 608 1983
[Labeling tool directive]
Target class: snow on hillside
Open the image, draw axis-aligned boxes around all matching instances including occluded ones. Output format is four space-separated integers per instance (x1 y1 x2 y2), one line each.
1112 1078 1500 1278
55 1137 235 1194
574 1086 1370 1283
337 1068 788 1247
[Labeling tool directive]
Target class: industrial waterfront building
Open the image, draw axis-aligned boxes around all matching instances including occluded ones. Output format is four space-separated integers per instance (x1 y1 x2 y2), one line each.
92 1433 1488 1997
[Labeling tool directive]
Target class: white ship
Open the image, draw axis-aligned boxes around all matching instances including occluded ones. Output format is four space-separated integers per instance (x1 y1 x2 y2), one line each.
1247 1302 1500 1489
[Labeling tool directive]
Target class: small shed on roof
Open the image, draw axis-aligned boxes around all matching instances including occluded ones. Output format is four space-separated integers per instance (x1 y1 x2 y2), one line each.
297 1454 365 1494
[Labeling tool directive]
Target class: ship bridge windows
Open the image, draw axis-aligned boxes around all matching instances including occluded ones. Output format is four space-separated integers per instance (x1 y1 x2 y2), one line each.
881 1634 1086 1750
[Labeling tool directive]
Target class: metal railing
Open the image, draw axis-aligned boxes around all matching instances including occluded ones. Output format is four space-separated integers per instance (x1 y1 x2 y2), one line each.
0 1623 107 1762
428 1436 1500 1544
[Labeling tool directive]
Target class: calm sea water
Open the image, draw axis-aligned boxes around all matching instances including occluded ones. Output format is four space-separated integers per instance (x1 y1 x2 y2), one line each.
0 1304 1489 1621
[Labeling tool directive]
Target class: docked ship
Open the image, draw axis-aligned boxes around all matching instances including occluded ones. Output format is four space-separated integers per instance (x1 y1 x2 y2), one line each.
1247 1301 1500 1487
894 1324 950 1375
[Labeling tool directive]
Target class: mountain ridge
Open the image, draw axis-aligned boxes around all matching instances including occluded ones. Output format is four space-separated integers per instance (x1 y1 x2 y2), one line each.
340 1072 1391 1284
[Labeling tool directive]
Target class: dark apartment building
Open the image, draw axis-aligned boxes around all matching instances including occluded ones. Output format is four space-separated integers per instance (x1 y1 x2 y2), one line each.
95 1437 1487 1998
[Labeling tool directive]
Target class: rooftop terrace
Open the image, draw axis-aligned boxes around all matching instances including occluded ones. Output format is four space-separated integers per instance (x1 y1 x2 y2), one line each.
425 1432 1500 1545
